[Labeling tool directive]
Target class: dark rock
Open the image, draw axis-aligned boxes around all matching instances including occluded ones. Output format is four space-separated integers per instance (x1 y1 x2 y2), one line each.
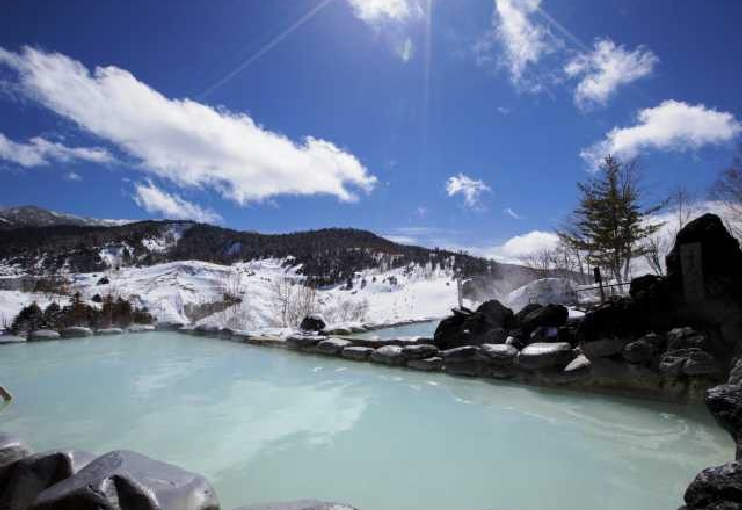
516 342 573 371
407 357 443 372
660 349 721 377
729 358 742 385
234 501 361 510
706 385 742 442
2 450 95 510
515 303 542 326
440 346 480 361
402 344 438 360
520 304 568 334
433 301 514 349
97 277 109 285
0 336 25 344
300 315 325 332
286 335 324 351
193 325 219 336
341 347 374 360
315 338 351 355
630 274 663 299
96 328 124 336
622 336 660 364
326 327 352 336
666 213 742 303
683 461 742 509
369 346 406 366
667 328 711 351
478 343 518 366
480 327 508 344
582 337 631 358
445 359 484 377
30 450 219 510
476 300 515 330
27 330 60 341
0 432 31 492
59 327 93 338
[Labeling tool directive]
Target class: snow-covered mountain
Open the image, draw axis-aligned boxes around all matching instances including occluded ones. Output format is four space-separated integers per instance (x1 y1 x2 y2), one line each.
0 205 130 229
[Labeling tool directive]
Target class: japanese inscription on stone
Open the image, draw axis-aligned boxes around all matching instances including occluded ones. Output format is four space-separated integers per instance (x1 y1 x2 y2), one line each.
680 242 704 303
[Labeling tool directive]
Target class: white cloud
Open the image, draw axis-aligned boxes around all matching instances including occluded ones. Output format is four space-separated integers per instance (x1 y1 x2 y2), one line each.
488 0 553 85
0 46 376 204
0 133 112 167
416 205 428 218
504 207 523 219
582 100 742 167
347 0 420 23
133 180 222 224
565 38 657 109
446 173 491 208
497 106 510 115
481 230 559 263
65 171 82 181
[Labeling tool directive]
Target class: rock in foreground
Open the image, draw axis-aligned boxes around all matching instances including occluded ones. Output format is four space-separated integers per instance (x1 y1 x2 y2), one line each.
30 450 219 510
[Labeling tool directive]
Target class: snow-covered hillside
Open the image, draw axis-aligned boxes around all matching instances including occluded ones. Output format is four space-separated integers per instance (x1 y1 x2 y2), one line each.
44 259 461 331
0 291 71 328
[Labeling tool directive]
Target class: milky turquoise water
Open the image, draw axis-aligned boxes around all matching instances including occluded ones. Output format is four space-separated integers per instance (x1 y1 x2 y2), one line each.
0 333 731 510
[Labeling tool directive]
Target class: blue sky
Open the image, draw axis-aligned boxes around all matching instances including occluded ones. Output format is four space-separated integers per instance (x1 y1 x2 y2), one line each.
0 0 740 260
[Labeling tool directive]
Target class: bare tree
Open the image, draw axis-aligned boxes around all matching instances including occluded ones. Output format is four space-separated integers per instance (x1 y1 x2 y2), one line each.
520 248 555 279
270 277 318 327
711 150 742 238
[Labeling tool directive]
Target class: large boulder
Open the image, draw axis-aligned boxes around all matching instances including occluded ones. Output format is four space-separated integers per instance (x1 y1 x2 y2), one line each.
516 343 573 371
29 450 219 510
660 349 721 378
729 358 742 385
478 343 518 367
433 301 514 350
0 336 25 345
0 432 31 492
369 346 406 366
705 385 742 442
286 335 324 351
300 314 326 332
315 338 351 355
59 327 93 338
475 300 515 330
519 304 568 334
407 357 443 372
682 460 742 509
666 213 742 303
27 330 60 341
402 344 439 360
341 347 374 361
235 501 361 510
1 450 96 510
96 328 124 336
581 336 632 359
432 310 468 350
622 334 663 364
667 327 713 352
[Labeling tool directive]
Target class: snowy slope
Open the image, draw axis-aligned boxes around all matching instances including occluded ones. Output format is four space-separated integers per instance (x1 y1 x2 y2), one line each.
56 259 459 331
0 291 70 328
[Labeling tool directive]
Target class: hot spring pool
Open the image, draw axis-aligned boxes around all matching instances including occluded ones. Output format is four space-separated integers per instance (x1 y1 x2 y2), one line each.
0 332 730 510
